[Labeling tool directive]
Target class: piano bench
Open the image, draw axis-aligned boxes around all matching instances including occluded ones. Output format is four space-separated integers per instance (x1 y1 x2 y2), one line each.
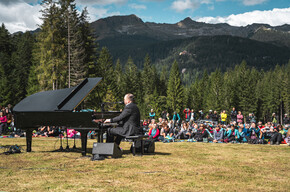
125 135 149 156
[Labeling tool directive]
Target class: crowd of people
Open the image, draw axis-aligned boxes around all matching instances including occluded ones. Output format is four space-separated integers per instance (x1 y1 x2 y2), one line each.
1 104 290 146
143 108 290 145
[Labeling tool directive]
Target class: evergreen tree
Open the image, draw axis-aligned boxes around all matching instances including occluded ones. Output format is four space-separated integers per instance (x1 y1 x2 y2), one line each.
60 0 86 87
35 0 66 90
167 60 184 112
11 32 34 103
124 56 142 104
206 69 223 112
159 65 168 96
0 24 12 105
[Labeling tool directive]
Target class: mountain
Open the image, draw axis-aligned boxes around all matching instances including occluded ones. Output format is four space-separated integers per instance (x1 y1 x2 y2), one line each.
90 15 290 83
91 14 290 46
99 34 290 74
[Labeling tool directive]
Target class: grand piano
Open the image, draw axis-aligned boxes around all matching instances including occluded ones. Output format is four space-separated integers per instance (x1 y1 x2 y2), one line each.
13 78 120 156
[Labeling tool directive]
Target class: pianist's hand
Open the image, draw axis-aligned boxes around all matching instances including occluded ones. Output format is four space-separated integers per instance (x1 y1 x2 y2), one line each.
104 119 111 124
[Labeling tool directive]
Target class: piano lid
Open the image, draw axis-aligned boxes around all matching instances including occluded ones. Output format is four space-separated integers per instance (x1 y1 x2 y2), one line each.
13 77 102 112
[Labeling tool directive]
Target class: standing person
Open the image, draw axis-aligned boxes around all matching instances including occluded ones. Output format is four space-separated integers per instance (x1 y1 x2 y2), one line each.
166 113 170 122
283 114 289 125
271 113 278 125
183 108 191 122
211 111 219 122
149 109 155 120
236 111 243 124
199 110 204 120
161 110 167 120
172 111 181 128
104 94 141 146
230 107 237 122
220 110 227 125
208 110 213 121
190 109 195 122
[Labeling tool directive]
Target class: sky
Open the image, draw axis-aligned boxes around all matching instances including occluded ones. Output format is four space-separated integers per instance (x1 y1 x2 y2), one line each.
0 0 289 33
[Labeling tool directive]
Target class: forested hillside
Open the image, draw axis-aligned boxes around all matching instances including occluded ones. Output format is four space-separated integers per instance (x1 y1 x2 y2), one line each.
0 0 289 122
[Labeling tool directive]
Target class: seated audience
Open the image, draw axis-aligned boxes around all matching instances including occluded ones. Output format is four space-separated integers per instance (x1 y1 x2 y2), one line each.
213 125 224 143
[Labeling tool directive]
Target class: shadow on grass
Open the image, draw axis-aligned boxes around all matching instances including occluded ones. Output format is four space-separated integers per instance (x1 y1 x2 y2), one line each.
122 149 171 156
40 147 171 156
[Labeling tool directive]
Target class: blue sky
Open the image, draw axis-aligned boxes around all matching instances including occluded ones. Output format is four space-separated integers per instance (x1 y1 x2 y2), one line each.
0 0 289 33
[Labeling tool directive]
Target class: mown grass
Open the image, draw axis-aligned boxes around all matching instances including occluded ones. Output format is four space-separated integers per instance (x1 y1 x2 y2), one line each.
0 138 289 192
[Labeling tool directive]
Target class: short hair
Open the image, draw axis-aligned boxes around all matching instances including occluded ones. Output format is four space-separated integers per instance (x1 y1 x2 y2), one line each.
125 93 134 102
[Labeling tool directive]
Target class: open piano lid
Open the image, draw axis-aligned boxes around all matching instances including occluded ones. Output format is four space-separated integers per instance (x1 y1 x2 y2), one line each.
13 78 102 112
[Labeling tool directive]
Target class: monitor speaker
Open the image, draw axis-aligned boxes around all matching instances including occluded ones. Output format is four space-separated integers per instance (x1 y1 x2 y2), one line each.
92 143 122 159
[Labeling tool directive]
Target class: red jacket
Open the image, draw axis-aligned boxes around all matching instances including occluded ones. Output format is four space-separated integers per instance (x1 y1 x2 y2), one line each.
183 109 191 119
0 116 7 123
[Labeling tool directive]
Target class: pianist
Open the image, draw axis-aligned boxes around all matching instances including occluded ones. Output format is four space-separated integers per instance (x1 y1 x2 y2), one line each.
104 93 141 146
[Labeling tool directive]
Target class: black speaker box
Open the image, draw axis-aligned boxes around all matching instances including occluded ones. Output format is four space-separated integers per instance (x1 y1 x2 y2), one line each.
92 143 122 158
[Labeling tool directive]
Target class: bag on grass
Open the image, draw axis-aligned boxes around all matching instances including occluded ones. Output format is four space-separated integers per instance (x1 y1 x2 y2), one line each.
130 139 155 153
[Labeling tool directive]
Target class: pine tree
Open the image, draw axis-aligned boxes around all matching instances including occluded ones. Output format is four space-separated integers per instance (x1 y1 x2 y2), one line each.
11 32 34 103
159 65 168 96
0 23 12 105
124 56 142 104
206 69 223 112
60 0 86 87
167 60 184 112
35 0 66 90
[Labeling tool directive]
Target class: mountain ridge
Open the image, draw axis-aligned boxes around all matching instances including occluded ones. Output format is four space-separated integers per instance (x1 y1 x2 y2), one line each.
90 14 290 47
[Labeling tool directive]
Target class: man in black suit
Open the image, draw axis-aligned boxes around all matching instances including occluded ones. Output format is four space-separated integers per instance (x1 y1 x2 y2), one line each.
104 93 141 145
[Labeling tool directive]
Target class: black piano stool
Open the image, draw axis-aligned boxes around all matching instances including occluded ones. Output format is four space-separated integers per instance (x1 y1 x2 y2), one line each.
125 135 149 156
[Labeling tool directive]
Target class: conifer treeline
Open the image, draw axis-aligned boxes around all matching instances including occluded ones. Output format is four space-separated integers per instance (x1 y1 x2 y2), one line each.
0 0 289 123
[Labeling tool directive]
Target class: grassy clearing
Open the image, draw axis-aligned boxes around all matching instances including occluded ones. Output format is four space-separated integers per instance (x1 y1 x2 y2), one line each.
0 138 289 192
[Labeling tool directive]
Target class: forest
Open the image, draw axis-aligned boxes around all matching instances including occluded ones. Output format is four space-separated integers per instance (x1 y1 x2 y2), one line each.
0 0 289 122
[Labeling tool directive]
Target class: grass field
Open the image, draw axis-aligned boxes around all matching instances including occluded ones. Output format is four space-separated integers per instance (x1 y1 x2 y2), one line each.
0 138 289 192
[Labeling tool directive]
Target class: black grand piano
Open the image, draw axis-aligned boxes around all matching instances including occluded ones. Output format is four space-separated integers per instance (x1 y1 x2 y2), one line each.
13 78 120 156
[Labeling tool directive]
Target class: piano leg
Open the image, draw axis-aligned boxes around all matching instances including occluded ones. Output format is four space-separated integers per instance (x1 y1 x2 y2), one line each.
80 130 89 156
26 129 33 152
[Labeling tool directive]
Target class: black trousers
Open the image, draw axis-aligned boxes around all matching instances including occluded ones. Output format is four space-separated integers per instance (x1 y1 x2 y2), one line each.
270 133 282 143
106 127 125 146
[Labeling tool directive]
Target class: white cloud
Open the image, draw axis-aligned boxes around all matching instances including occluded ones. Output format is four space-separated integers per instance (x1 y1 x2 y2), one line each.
86 6 120 22
75 0 127 6
242 0 267 6
171 0 213 13
171 0 200 12
0 0 42 33
214 0 267 6
196 7 290 26
129 3 147 10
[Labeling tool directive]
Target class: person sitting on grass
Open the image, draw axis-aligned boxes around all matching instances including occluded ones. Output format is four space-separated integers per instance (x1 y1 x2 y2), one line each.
236 126 246 143
160 122 174 139
194 124 208 142
176 122 192 139
247 123 260 143
284 129 290 146
148 122 160 141
47 126 60 137
224 125 237 143
0 111 7 136
213 125 224 143
34 126 48 137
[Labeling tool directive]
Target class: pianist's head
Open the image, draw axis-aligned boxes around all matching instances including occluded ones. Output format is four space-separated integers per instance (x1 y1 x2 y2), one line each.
124 93 134 105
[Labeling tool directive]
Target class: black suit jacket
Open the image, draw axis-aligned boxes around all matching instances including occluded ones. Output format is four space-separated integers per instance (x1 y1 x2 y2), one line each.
110 102 141 136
